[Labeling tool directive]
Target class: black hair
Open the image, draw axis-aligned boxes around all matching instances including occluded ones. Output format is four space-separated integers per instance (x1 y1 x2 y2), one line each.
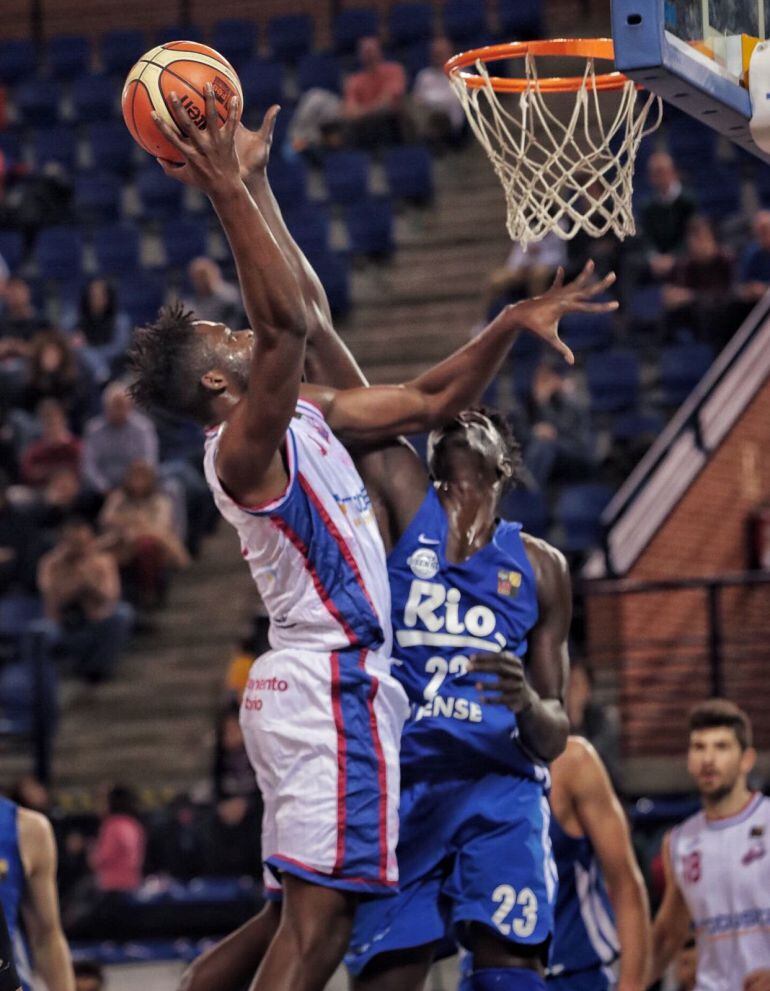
73 960 104 984
429 406 523 491
127 302 216 423
107 785 139 818
689 698 752 750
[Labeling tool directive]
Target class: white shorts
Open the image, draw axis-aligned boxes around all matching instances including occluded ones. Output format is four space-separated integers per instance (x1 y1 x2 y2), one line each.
240 645 409 894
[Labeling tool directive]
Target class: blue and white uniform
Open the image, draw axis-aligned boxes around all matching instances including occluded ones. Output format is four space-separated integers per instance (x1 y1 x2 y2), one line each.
204 398 408 893
0 798 32 991
546 816 619 990
347 487 557 973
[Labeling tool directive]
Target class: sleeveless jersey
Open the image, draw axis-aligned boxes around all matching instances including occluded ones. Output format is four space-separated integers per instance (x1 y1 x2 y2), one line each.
547 815 619 979
204 398 391 656
670 792 770 990
388 486 545 781
0 799 31 991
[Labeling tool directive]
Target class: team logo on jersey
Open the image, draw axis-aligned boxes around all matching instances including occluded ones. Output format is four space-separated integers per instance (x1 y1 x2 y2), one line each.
742 825 766 865
408 548 439 580
0 859 7 881
497 569 522 597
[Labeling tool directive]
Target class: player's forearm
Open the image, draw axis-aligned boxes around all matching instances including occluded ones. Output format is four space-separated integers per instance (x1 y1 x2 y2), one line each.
516 694 569 763
650 916 688 984
208 182 307 344
611 874 652 991
31 930 75 991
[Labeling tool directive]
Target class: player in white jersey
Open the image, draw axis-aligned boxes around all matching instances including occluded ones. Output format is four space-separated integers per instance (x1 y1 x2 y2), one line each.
130 93 599 991
651 700 770 991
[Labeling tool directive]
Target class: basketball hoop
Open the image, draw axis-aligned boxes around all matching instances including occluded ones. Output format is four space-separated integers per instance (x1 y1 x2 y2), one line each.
445 39 663 248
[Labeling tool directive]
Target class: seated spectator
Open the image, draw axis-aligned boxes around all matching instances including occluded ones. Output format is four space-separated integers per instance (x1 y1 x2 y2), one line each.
99 460 189 608
0 276 48 341
90 786 146 894
343 36 407 149
639 152 697 276
74 960 105 991
566 658 621 787
144 793 204 882
0 470 40 594
37 517 134 682
183 258 243 327
484 231 567 314
9 774 51 815
737 209 770 306
201 796 262 878
82 382 158 497
523 358 594 489
411 37 465 151
63 278 132 381
213 703 258 800
19 328 97 432
20 398 81 488
3 161 72 246
288 88 345 163
26 466 98 537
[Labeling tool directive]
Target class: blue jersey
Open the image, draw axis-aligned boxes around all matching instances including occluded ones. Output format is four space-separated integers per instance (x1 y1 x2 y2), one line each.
548 815 619 980
388 487 544 782
0 798 31 991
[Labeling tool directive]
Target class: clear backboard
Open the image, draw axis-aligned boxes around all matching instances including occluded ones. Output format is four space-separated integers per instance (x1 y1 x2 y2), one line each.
612 0 770 161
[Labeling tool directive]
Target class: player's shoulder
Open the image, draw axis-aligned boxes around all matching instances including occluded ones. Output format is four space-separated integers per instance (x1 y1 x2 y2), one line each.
17 808 55 868
553 736 606 790
520 533 568 573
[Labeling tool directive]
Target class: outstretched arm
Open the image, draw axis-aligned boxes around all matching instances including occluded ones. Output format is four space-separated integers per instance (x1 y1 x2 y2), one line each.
154 90 307 506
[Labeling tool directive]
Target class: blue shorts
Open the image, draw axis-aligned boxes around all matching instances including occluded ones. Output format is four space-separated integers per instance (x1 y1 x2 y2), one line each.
346 773 556 975
547 965 615 990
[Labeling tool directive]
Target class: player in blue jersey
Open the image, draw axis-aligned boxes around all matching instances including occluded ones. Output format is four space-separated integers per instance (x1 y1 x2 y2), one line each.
0 795 74 991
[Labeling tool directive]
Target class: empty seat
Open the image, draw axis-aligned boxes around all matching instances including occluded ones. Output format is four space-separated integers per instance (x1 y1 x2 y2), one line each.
585 349 640 413
210 19 258 69
0 132 22 165
88 120 135 174
388 3 434 48
284 208 330 255
333 8 379 56
345 197 394 258
100 29 145 75
692 166 742 219
268 158 308 210
34 227 84 281
557 308 615 352
238 58 284 114
443 0 488 46
48 34 91 79
14 79 59 125
324 150 370 204
136 164 184 219
668 119 717 172
74 172 122 224
117 272 166 324
556 483 614 553
162 219 207 267
93 223 141 276
0 40 38 85
498 0 543 40
659 342 714 405
0 231 25 271
33 126 78 171
72 74 117 122
155 25 205 45
0 596 44 640
305 249 350 317
297 52 342 94
627 284 664 327
612 411 664 442
499 488 549 538
267 14 314 62
383 144 433 204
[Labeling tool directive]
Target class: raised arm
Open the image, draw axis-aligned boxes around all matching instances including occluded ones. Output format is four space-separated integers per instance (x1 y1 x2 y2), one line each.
568 738 651 991
153 89 308 505
650 831 693 984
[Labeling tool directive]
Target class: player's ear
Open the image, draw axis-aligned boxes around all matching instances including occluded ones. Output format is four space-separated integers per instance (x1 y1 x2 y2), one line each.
498 455 513 480
200 369 228 394
741 746 757 775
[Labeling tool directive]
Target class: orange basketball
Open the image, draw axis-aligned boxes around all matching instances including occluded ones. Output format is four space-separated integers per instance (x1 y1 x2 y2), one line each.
121 41 243 164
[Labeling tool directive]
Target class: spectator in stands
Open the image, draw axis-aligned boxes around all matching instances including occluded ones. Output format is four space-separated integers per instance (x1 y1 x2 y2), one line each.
566 658 621 787
183 257 243 328
201 795 262 878
82 382 158 497
91 786 146 894
27 466 98 538
0 470 40 593
74 960 105 991
213 702 258 800
20 398 81 488
144 793 204 882
343 36 407 148
37 517 134 682
64 278 132 381
523 358 594 489
411 37 465 151
0 276 47 341
99 460 189 608
9 774 51 815
288 88 345 163
484 231 567 314
737 209 770 306
639 152 697 277
19 328 96 432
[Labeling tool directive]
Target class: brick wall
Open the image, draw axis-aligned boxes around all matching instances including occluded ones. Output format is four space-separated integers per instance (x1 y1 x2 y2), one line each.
586 374 770 756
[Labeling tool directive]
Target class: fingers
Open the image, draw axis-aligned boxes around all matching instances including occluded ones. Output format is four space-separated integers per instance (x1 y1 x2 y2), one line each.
550 335 575 366
151 110 191 159
570 259 595 290
163 92 197 144
259 103 281 140
550 266 565 290
573 300 620 313
155 156 187 178
224 93 240 137
204 82 219 132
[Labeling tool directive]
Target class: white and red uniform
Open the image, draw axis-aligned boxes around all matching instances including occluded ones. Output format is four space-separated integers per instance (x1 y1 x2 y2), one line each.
671 792 770 990
204 398 408 893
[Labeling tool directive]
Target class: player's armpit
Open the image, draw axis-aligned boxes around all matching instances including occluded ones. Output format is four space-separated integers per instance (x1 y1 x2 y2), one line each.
303 382 437 443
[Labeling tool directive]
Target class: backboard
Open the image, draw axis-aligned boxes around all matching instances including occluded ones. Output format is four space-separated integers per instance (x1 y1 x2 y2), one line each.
612 0 770 162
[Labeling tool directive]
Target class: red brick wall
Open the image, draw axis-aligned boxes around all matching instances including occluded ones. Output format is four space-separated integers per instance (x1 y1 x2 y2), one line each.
586 375 770 756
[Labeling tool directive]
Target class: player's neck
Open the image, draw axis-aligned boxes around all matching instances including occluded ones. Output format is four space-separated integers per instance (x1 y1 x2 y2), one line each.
437 480 497 561
702 780 754 821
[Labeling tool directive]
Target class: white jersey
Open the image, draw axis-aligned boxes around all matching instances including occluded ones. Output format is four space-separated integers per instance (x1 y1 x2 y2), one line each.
671 792 770 991
204 397 392 656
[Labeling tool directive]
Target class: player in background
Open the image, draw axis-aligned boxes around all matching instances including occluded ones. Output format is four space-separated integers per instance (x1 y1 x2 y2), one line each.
0 793 75 991
173 109 616 991
651 700 770 991
134 96 613 991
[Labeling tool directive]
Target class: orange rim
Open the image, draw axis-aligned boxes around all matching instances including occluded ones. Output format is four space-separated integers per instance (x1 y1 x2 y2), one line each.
445 38 629 93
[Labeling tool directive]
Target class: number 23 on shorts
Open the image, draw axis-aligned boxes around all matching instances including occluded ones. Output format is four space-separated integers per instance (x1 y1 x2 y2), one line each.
491 884 539 938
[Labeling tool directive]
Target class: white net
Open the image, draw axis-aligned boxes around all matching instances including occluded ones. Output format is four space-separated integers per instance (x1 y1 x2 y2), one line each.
449 53 663 248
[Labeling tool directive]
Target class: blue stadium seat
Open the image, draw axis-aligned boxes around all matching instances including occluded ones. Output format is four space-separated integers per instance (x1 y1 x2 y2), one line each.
297 52 342 94
384 145 433 204
586 349 640 413
333 8 379 56
88 120 135 174
0 132 22 165
556 483 614 553
267 15 314 62
667 118 717 173
269 158 308 210
238 58 284 114
48 34 91 80
93 223 141 276
498 0 543 40
611 411 664 442
659 342 714 406
33 126 78 171
210 19 258 70
558 308 615 352
305 249 350 317
345 197 395 258
14 79 60 125
100 29 145 75
499 489 549 538
136 164 184 219
162 219 207 268
74 172 122 224
117 272 165 324
0 231 25 271
627 284 664 327
34 227 84 281
443 0 489 46
284 208 330 255
692 167 742 219
0 40 37 85
0 597 43 639
402 41 432 82
324 150 371 205
154 25 205 45
72 74 117 122
388 4 434 48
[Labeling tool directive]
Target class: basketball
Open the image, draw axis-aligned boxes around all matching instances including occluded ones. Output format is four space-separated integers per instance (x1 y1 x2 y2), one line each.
121 41 243 163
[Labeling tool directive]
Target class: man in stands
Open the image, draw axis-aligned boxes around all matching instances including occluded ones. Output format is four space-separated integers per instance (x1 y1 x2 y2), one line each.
651 700 770 990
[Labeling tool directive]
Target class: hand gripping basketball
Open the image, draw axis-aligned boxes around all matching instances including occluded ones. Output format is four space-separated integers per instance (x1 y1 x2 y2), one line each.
153 83 241 195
